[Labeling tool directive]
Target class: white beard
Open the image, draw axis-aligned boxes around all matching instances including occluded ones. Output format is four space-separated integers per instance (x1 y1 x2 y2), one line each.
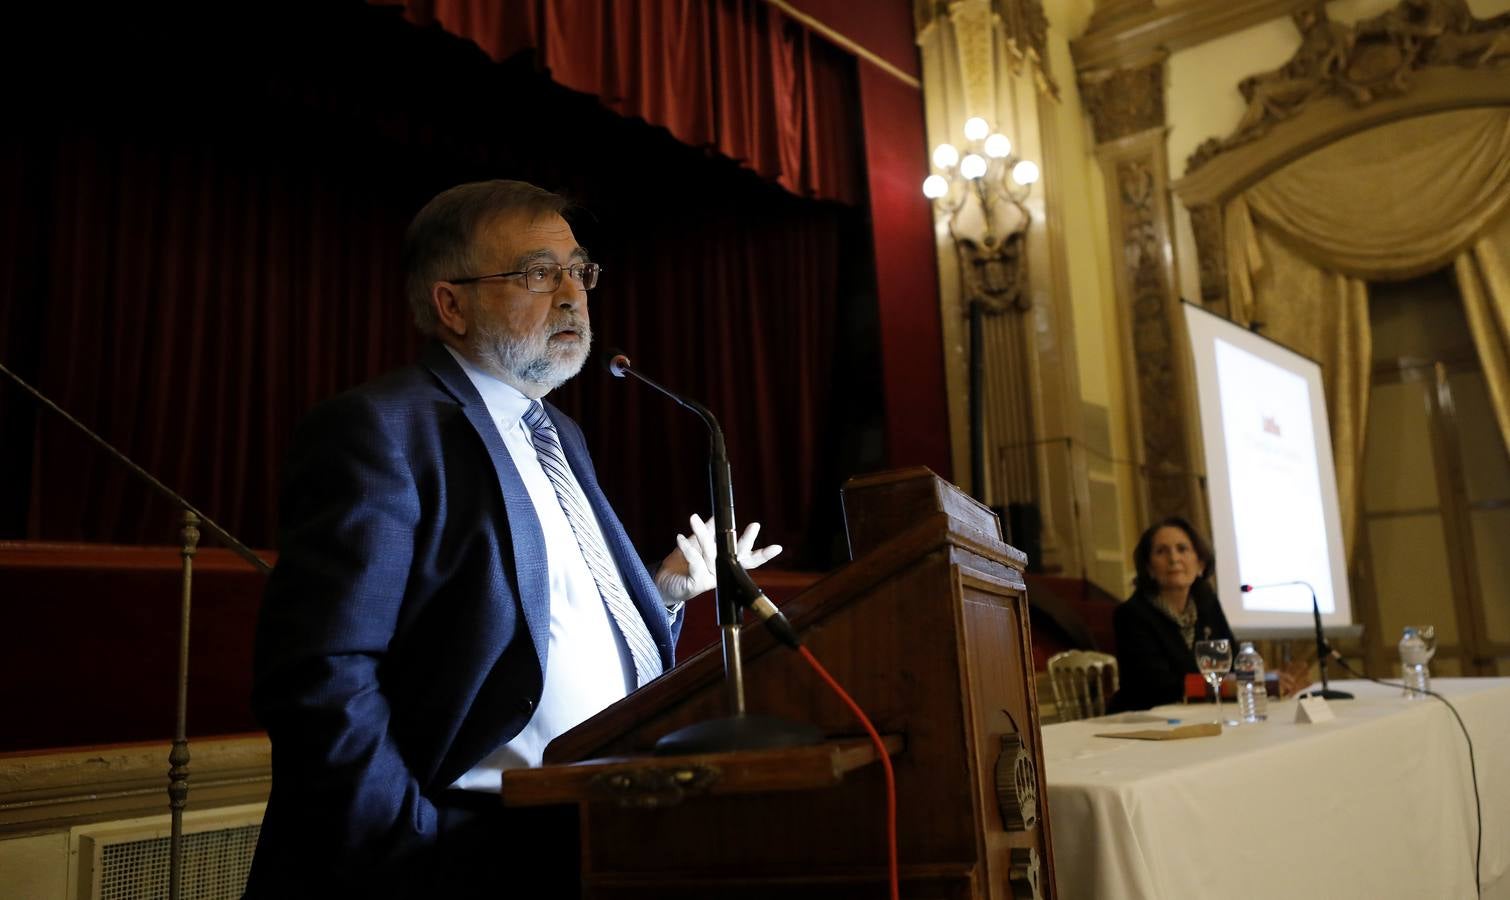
471 311 591 398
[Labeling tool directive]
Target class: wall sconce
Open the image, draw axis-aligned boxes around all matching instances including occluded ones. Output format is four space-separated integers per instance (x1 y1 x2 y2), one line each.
922 116 1040 311
922 116 1041 502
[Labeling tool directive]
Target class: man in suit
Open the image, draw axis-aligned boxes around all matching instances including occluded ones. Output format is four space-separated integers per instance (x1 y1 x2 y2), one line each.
246 180 777 897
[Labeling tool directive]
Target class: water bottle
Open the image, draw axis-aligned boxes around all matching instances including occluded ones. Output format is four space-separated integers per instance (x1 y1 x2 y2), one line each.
1399 627 1430 698
1234 641 1267 722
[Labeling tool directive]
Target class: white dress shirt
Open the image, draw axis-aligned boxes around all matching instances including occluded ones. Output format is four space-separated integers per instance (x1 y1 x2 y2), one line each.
444 346 637 791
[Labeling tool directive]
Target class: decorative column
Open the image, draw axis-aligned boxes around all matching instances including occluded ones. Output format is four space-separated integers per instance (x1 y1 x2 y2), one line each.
917 0 1084 573
1079 53 1205 529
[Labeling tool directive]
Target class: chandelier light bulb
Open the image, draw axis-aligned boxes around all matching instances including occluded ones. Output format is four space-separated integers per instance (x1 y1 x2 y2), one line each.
932 143 960 169
960 154 988 180
984 133 1012 159
922 174 949 199
963 117 990 141
1012 160 1041 186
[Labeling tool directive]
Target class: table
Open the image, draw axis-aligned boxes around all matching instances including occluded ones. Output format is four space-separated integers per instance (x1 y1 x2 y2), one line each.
1041 679 1510 900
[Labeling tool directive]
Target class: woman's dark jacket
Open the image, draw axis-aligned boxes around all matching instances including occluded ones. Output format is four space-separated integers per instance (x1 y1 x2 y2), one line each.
1108 581 1235 712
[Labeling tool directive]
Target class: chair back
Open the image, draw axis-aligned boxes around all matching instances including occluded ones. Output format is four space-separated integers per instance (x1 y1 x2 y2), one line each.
1047 650 1119 720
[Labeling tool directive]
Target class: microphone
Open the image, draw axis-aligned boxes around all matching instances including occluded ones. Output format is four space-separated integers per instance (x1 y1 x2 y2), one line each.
605 350 799 650
1241 580 1352 700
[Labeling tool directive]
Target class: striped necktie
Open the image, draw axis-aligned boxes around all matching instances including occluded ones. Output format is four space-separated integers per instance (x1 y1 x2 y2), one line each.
522 401 663 687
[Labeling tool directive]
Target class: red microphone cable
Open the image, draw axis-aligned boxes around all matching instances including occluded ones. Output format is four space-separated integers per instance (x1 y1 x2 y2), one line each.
798 645 899 900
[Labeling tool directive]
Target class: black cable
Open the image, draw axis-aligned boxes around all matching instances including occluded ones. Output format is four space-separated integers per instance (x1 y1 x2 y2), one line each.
1327 657 1482 898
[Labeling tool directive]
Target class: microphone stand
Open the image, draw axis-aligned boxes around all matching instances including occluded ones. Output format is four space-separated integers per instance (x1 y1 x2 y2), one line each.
1244 579 1352 700
1 360 271 900
1305 582 1353 700
606 352 817 753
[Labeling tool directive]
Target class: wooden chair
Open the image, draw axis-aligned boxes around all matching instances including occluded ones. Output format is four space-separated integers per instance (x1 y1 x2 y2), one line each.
1047 650 1118 720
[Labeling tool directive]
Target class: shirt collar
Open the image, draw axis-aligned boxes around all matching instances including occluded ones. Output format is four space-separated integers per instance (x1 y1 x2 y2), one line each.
443 344 536 425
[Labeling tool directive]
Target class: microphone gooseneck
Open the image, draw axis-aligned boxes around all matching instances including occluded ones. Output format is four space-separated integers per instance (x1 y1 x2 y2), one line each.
1241 579 1352 700
604 351 799 650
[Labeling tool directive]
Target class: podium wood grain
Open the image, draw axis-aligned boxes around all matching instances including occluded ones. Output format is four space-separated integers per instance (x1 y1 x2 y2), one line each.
504 469 1056 899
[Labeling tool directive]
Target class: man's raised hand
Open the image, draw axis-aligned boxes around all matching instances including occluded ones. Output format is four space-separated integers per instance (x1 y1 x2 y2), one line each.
654 514 782 606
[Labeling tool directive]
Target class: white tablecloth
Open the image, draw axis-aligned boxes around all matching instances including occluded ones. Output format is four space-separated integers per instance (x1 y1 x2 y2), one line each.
1042 679 1510 900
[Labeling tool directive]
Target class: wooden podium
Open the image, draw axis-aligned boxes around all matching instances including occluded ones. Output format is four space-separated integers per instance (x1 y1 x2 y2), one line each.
503 469 1056 899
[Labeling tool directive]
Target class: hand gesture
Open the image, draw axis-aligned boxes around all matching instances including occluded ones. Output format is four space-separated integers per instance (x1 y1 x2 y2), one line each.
654 514 782 606
1277 657 1313 697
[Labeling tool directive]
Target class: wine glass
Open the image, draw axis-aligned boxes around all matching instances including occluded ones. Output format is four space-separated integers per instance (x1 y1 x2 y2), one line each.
1194 639 1233 725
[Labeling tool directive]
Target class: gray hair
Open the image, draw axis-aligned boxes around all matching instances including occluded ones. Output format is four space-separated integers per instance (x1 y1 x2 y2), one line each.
401 180 571 335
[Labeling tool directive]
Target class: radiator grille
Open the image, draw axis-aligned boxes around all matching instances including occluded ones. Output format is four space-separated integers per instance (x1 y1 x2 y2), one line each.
96 823 259 900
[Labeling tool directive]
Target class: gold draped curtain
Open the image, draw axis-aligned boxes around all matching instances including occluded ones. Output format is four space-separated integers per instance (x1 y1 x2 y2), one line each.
1224 107 1510 557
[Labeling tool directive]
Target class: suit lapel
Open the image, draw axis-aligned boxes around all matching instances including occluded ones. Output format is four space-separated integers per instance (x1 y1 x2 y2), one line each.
545 401 676 668
421 343 553 677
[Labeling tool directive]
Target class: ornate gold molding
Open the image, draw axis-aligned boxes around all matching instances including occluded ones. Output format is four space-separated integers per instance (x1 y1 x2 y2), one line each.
1177 66 1510 206
1172 2 1510 319
951 0 1000 117
915 0 1060 98
1086 0 1156 35
1079 53 1166 145
1184 0 1510 175
1072 0 1319 72
999 0 1060 99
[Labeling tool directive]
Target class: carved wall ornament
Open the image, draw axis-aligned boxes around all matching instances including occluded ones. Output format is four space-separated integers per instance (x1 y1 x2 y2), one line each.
1186 0 1510 172
914 0 1060 100
1117 156 1192 520
1079 54 1167 144
1187 203 1227 309
958 230 1032 313
997 0 1061 100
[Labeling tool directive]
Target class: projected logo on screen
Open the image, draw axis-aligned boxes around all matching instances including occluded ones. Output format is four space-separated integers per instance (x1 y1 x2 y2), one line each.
1214 339 1335 615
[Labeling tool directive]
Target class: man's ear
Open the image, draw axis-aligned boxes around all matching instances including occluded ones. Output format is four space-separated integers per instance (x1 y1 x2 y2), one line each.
431 282 469 338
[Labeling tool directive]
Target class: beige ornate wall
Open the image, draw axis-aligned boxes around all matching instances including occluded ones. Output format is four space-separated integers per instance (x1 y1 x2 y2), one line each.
1078 50 1207 534
918 0 1094 578
914 0 1510 591
916 0 1145 592
1167 0 1510 305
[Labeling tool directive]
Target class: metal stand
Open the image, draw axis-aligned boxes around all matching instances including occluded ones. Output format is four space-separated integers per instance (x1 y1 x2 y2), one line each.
606 355 817 755
1311 587 1353 700
168 510 200 900
0 361 271 900
652 490 821 755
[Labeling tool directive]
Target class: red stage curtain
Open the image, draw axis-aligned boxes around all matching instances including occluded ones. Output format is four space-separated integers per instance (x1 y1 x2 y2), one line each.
0 2 871 566
0 130 422 547
376 0 861 204
559 194 845 561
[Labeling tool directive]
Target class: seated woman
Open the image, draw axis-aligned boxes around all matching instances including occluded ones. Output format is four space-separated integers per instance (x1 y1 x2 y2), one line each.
1108 517 1235 712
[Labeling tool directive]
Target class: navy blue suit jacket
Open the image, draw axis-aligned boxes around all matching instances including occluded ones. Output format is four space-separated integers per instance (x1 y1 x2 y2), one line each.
246 342 680 894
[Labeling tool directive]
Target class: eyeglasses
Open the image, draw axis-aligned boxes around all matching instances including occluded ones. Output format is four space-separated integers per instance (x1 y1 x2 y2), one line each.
447 262 602 293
